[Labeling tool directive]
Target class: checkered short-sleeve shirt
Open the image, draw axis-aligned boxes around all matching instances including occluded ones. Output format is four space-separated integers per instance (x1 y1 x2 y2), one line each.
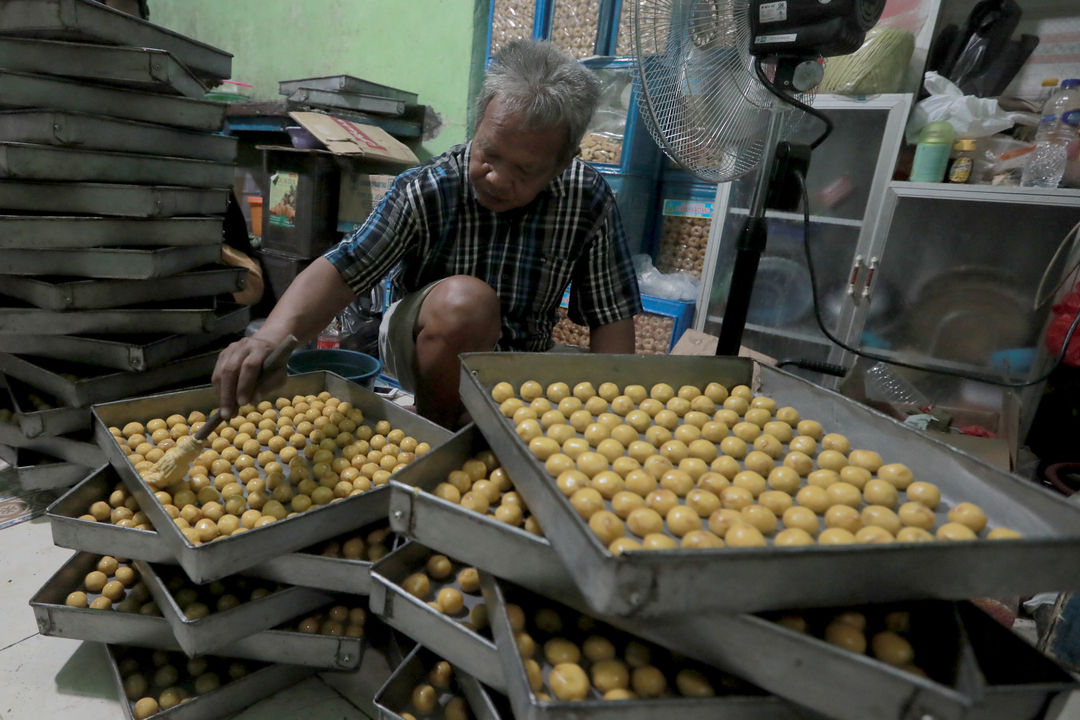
324 143 642 351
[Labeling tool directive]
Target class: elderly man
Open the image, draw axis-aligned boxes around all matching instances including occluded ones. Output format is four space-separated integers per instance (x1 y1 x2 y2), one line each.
213 40 641 428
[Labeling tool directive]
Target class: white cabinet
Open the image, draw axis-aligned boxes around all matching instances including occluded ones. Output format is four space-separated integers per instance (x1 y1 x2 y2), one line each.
695 93 913 374
693 0 1080 432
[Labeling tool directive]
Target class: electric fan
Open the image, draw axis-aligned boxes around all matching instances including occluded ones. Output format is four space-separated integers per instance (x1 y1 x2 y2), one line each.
632 0 885 354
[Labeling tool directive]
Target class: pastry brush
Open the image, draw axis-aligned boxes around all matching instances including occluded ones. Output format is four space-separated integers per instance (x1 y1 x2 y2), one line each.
144 334 298 490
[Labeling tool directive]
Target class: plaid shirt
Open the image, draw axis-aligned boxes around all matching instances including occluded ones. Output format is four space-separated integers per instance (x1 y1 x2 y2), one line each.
325 143 641 351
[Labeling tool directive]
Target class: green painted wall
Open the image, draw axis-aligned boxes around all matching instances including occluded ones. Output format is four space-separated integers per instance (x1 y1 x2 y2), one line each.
149 0 486 157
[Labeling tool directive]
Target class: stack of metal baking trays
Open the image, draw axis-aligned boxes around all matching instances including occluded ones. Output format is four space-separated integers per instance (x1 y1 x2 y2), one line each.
31 371 449 690
30 552 366 671
373 351 1080 720
0 6 244 492
0 378 100 489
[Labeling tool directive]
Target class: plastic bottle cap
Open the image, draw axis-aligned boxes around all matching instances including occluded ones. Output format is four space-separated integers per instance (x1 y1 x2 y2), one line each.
1062 79 1080 89
953 139 976 151
918 121 955 144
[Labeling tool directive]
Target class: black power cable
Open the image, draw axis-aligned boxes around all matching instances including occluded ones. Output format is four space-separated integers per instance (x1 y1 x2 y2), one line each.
753 58 834 149
794 170 1080 389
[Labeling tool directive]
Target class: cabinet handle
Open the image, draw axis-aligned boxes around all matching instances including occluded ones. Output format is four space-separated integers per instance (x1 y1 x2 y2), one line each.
847 255 863 297
861 256 879 300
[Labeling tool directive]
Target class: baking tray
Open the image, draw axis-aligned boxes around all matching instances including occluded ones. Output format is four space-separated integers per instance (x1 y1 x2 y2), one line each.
0 142 235 188
0 244 223 280
957 603 1077 720
92 371 453 583
30 552 366 669
369 541 504 691
388 426 993 720
0 69 226 130
0 110 236 162
481 574 812 720
374 644 508 720
0 305 248 372
278 75 419 105
0 342 227 407
0 0 233 80
242 519 394 596
0 216 225 250
388 424 578 599
0 415 104 466
104 643 312 720
134 559 335 658
0 109 236 165
7 374 90 438
0 182 227 217
3 445 88 490
0 264 245 310
460 353 1080 616
0 38 207 98
0 297 226 336
48 464 393 590
46 465 174 563
288 87 405 116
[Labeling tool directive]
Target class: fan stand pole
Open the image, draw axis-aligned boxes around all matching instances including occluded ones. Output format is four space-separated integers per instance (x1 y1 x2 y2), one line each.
716 111 786 356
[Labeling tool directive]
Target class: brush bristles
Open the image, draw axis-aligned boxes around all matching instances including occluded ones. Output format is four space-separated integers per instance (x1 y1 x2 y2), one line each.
146 435 203 488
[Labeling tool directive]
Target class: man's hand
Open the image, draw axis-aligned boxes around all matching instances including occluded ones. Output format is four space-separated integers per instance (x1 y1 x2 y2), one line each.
211 258 356 419
212 335 288 420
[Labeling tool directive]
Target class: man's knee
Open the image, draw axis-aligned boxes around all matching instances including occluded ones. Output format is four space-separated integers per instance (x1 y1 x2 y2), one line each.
419 276 500 340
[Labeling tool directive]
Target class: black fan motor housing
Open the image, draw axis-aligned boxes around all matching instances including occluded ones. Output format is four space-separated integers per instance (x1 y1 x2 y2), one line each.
749 0 886 59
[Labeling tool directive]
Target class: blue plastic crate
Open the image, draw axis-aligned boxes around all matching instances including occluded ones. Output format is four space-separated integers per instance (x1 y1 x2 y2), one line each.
558 290 694 352
598 169 657 257
642 294 695 350
486 0 622 65
653 179 715 278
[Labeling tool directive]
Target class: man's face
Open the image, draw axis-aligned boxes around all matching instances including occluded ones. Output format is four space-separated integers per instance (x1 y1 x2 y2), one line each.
469 96 568 213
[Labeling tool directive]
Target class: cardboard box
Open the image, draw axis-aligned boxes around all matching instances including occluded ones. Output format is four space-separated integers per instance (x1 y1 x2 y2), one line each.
289 111 418 166
338 173 395 232
670 329 774 389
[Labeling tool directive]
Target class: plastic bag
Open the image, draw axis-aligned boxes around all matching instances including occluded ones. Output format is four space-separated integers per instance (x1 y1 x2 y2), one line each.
819 26 915 95
971 134 1031 185
818 0 926 95
905 71 1038 143
633 254 699 302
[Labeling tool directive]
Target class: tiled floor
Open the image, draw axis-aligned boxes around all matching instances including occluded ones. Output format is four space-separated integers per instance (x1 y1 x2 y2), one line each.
0 516 390 720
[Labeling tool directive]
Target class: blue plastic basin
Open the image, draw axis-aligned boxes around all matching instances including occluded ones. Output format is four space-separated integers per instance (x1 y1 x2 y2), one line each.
287 349 382 388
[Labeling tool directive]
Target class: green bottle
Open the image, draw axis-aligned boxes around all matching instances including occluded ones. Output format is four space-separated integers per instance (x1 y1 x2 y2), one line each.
910 121 956 182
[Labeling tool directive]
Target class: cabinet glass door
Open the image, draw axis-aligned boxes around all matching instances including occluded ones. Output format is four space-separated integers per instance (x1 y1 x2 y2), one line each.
704 214 858 360
700 98 904 367
861 187 1080 380
725 106 891 222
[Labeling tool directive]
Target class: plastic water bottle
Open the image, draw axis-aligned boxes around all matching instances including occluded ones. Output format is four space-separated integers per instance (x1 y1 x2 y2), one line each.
316 314 342 349
1021 79 1080 188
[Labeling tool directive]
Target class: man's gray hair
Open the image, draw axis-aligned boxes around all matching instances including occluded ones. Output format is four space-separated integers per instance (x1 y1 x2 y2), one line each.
477 40 600 163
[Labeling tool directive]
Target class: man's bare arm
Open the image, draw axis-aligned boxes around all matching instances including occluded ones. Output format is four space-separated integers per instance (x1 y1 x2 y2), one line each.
212 258 356 418
589 317 635 354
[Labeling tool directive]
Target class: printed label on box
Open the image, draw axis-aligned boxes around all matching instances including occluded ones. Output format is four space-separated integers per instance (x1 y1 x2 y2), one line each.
662 199 713 218
268 171 299 228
